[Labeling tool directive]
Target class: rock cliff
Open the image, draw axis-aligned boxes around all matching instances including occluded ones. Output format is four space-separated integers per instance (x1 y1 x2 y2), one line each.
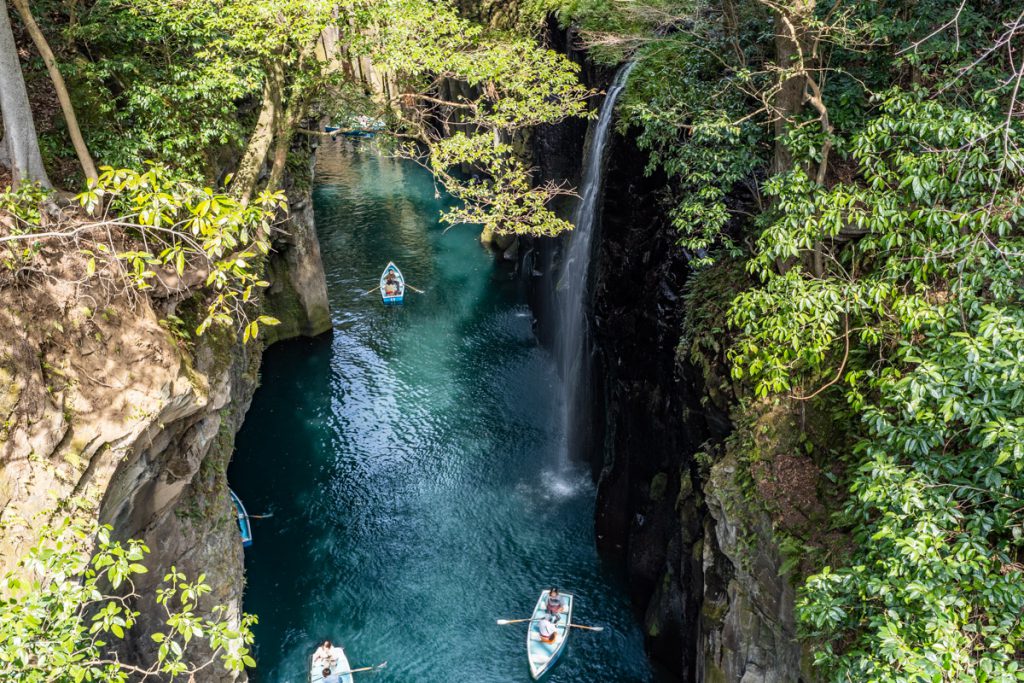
0 177 329 679
528 55 816 680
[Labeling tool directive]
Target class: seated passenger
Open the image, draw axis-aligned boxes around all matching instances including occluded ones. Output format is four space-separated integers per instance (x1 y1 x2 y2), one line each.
545 587 564 616
313 640 336 668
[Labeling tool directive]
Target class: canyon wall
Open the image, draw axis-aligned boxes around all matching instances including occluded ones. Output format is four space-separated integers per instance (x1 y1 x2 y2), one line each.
0 174 329 680
529 53 817 681
588 124 816 683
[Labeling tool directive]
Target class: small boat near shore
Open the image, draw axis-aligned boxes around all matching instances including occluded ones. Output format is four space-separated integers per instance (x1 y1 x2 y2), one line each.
325 116 384 139
380 262 405 305
309 644 352 683
527 589 574 679
229 488 252 548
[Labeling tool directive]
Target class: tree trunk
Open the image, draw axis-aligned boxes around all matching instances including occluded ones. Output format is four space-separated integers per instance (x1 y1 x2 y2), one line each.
769 0 815 176
11 0 97 182
266 97 304 195
0 1 50 188
232 62 283 204
0 132 9 170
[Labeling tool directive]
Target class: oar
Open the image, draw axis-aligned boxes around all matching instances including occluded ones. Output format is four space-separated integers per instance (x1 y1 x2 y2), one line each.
497 618 604 632
361 285 380 296
248 513 274 520
341 661 387 675
406 284 425 294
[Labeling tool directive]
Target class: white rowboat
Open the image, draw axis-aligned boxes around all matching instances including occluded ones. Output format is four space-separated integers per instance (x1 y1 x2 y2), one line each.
527 590 574 679
309 645 353 683
380 262 405 305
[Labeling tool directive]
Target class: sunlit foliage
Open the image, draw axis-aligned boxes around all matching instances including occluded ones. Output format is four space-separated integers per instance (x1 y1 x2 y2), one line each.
549 0 1024 680
0 519 256 681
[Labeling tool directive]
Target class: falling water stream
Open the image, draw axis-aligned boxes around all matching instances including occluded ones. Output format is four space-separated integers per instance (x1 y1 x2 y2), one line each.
229 134 660 681
556 63 636 466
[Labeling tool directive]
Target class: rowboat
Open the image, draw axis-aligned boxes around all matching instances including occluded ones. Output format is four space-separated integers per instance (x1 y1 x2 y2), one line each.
309 645 353 683
228 489 252 548
527 590 574 679
380 262 405 305
324 126 375 139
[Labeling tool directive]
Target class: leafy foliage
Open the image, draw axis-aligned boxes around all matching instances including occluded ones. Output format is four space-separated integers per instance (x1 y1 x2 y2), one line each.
556 0 1024 680
0 518 256 681
0 182 52 232
365 0 591 236
61 0 337 178
75 165 283 339
733 84 1024 682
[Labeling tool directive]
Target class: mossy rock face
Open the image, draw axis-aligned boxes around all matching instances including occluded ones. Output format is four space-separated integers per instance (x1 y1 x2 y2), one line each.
262 200 331 345
649 471 668 502
703 663 728 683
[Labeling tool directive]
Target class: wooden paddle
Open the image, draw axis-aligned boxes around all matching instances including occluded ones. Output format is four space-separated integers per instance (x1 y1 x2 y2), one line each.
496 617 537 625
362 285 381 296
406 284 425 294
341 661 387 675
496 618 605 632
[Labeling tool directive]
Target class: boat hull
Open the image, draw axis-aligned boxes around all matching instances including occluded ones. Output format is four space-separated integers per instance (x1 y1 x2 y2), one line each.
380 262 405 305
229 489 252 548
309 646 353 683
527 590 574 679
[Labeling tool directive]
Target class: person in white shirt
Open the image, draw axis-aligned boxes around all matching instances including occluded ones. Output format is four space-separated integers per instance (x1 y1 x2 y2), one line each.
538 614 558 644
313 640 337 669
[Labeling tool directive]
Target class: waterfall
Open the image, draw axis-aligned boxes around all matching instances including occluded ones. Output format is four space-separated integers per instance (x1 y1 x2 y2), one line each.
556 62 636 467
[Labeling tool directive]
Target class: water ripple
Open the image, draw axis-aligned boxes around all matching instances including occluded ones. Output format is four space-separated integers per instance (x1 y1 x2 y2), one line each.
229 148 659 683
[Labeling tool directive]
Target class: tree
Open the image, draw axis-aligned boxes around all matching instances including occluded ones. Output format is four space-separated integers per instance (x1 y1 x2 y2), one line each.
0 0 50 188
9 0 97 183
0 518 257 681
368 0 591 236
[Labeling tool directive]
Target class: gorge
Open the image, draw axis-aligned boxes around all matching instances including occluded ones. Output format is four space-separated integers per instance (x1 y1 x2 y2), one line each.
2 2 1022 682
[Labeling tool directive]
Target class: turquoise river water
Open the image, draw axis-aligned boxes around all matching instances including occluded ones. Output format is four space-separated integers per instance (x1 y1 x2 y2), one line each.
228 145 657 682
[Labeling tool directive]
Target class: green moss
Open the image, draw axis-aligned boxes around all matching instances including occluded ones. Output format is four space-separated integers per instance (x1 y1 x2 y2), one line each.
649 472 668 502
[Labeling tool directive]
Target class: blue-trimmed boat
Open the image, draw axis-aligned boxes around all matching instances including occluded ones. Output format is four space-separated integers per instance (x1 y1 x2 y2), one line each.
527 590 574 679
310 645 353 683
380 262 405 305
229 489 252 548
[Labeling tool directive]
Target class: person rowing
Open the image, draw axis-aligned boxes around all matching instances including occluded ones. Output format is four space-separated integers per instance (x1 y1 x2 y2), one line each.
384 273 400 296
537 614 558 644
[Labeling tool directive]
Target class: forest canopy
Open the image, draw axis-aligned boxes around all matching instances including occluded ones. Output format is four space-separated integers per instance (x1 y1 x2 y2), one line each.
0 0 589 341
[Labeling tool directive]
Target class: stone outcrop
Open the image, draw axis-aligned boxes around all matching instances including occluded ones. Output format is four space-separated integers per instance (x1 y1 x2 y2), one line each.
0 175 328 679
698 450 806 683
263 186 332 344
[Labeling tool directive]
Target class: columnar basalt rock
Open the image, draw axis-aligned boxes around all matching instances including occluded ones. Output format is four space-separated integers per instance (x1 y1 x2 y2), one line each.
263 189 332 344
532 59 817 680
